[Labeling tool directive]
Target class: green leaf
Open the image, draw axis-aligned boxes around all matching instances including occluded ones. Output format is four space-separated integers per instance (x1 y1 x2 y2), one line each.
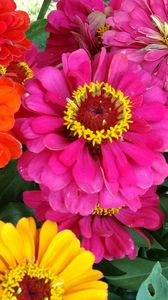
160 195 168 219
26 19 49 50
106 258 168 291
0 161 37 204
136 262 168 300
0 202 34 224
108 292 122 300
128 228 166 250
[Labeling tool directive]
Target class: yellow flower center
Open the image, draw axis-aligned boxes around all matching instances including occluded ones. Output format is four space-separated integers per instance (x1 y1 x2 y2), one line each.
0 61 33 84
1 263 64 300
92 203 121 216
64 81 132 146
151 15 168 46
96 23 111 45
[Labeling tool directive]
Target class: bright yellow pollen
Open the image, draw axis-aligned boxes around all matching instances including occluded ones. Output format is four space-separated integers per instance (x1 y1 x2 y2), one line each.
0 65 7 75
64 81 132 146
96 23 111 44
18 61 33 82
92 203 121 216
1 263 64 300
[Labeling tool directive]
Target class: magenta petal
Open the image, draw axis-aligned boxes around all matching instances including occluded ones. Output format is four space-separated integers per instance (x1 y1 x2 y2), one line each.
43 133 70 150
59 138 85 167
120 141 154 167
99 186 124 208
48 190 67 213
23 191 42 209
27 151 50 183
31 116 63 134
65 186 98 216
18 152 36 181
27 136 45 153
48 153 68 175
107 53 128 88
79 216 92 238
73 147 103 193
41 165 71 191
101 142 119 184
36 67 70 101
62 49 91 89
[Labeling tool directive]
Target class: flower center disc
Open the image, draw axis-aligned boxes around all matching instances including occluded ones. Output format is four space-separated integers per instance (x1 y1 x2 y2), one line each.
0 61 33 84
1 263 64 300
64 82 132 145
96 23 111 45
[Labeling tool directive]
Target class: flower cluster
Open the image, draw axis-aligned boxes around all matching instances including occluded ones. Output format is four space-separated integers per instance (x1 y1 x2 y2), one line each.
0 0 33 168
13 0 168 263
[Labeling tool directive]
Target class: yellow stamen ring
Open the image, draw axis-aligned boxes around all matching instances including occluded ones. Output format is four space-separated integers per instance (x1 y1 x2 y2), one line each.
17 61 33 82
64 81 132 146
1 263 64 300
96 23 111 45
92 203 121 216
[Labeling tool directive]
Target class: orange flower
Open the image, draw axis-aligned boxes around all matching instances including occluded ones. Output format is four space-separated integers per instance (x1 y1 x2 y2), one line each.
0 77 23 167
0 0 31 66
0 133 22 168
0 77 24 130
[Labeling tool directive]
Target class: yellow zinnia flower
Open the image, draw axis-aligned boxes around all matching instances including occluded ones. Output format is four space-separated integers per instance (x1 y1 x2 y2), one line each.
0 217 107 300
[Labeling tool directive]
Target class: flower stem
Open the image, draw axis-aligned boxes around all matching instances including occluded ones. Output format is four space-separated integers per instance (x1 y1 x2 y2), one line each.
37 0 52 20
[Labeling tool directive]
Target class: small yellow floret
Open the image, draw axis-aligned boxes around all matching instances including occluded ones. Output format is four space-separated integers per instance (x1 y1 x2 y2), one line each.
92 204 120 216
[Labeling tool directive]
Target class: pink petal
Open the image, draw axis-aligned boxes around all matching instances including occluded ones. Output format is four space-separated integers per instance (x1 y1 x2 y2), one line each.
36 67 70 105
62 49 91 89
31 116 63 134
73 147 103 193
59 138 85 167
43 133 70 150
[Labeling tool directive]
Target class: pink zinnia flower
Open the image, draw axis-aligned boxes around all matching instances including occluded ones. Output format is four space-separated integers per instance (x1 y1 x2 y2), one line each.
23 187 164 262
103 0 168 90
16 48 168 215
38 0 122 66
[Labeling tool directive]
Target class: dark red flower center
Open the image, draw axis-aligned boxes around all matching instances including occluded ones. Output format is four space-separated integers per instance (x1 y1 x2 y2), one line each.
0 61 33 84
17 276 51 300
76 93 121 131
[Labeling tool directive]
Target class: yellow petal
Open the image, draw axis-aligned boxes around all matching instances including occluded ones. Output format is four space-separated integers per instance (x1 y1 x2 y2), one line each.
16 218 35 261
50 236 81 274
27 217 37 243
63 268 103 290
1 223 25 264
39 230 75 269
0 257 8 274
64 289 107 300
59 251 95 286
37 220 57 263
0 238 16 269
67 281 107 293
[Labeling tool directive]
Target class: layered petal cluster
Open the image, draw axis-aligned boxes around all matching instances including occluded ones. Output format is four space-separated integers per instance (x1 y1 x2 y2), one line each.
38 0 122 66
103 0 168 90
0 217 107 299
0 0 31 66
0 78 23 167
24 187 164 262
16 49 168 216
